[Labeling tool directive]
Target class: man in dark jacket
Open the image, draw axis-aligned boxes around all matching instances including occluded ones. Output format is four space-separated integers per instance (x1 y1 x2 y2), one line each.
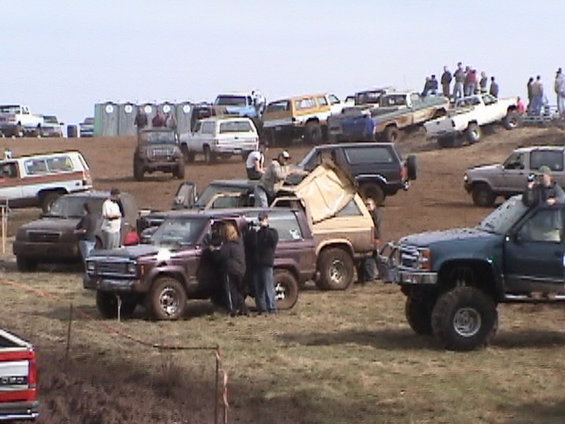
358 198 381 283
250 211 279 313
134 108 148 133
219 222 247 316
441 66 452 98
523 165 565 206
74 202 96 267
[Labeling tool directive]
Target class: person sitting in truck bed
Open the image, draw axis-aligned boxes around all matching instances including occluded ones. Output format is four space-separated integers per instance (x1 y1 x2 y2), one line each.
523 165 565 206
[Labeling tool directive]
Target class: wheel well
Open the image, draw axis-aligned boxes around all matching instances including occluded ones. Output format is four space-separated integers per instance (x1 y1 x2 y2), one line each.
438 260 499 299
154 271 187 288
38 188 67 198
316 243 354 263
507 106 517 112
471 181 492 190
305 118 320 126
385 123 398 129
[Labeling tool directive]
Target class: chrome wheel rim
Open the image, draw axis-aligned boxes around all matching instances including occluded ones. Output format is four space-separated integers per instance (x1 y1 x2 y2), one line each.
453 307 481 337
159 286 179 316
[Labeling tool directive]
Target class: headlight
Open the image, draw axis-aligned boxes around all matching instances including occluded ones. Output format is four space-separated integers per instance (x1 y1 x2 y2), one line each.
463 173 468 182
417 248 431 270
127 262 137 274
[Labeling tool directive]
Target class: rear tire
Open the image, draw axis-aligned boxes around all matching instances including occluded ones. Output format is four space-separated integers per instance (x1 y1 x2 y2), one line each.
316 247 354 290
359 182 385 206
406 154 417 180
382 125 400 143
40 191 62 213
431 286 498 351
203 145 215 164
274 269 299 310
304 121 322 145
472 183 495 207
173 160 185 179
465 123 481 144
133 158 144 181
437 135 455 148
503 111 521 130
181 144 195 163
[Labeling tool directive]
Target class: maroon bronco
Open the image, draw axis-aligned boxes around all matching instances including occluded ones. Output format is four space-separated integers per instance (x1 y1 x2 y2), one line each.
83 207 316 320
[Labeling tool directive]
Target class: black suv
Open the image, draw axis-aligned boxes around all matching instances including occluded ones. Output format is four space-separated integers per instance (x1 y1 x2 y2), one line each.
296 142 416 204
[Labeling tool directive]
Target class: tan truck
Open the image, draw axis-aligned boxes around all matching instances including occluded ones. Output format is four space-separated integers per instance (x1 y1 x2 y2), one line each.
140 162 376 290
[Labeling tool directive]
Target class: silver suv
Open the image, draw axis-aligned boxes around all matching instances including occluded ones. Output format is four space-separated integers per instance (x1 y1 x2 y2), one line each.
464 145 565 206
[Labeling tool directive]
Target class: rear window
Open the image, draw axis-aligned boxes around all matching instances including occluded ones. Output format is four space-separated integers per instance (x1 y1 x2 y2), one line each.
343 147 394 164
24 155 74 175
380 95 407 107
243 211 303 241
219 121 254 134
265 101 290 113
530 150 564 172
215 96 247 107
44 116 58 124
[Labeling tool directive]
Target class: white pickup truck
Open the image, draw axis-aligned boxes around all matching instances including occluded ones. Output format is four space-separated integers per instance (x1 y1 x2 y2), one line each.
0 105 44 137
424 94 520 147
179 116 259 164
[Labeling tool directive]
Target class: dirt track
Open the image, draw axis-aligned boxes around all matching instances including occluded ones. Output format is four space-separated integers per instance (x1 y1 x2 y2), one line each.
1 126 564 424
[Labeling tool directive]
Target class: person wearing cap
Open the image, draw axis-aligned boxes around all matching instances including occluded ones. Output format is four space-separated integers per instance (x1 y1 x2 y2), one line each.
245 141 267 180
101 188 123 249
249 211 279 314
523 166 565 206
253 150 292 207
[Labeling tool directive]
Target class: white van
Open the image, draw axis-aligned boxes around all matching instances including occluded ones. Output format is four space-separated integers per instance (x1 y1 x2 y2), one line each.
0 151 93 211
179 117 259 164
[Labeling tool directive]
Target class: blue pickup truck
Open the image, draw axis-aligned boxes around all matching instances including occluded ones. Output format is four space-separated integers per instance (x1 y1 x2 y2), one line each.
380 195 565 351
328 91 448 142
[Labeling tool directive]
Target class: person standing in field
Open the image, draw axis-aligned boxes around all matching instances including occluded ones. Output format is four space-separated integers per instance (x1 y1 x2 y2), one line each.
358 197 381 283
530 75 544 116
134 108 148 133
441 66 452 98
74 202 96 265
479 71 488 93
219 222 247 317
554 68 565 116
489 77 499 98
101 188 122 249
453 62 465 102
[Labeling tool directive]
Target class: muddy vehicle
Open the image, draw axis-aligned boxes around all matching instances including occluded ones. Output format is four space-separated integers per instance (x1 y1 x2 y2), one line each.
84 208 316 320
140 162 377 291
329 92 448 142
464 145 565 207
379 195 565 351
133 128 185 181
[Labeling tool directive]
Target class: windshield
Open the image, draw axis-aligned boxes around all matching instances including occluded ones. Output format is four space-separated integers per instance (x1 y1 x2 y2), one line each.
477 195 528 234
215 96 247 107
151 217 206 248
140 131 177 144
195 184 248 208
0 105 21 114
46 196 102 218
298 148 319 170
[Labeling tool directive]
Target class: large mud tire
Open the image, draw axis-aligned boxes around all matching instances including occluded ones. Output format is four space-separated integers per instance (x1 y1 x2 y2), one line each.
465 123 481 144
406 154 417 180
316 248 354 291
503 111 521 130
274 269 299 310
431 286 498 351
40 191 62 213
405 293 436 335
382 125 400 143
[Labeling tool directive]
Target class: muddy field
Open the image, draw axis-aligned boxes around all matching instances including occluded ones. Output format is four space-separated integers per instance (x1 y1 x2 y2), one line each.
0 126 564 423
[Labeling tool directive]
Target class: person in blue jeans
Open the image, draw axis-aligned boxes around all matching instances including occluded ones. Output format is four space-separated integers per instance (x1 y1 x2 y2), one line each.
74 202 96 267
251 211 279 314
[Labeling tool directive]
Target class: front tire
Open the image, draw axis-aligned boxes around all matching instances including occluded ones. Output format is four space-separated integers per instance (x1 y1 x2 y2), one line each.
40 191 62 213
405 293 436 335
382 125 400 143
316 247 354 290
133 159 144 181
304 121 323 145
173 160 185 179
203 145 216 164
472 183 495 207
96 291 137 319
431 286 498 351
147 276 187 320
503 111 521 130
16 256 38 272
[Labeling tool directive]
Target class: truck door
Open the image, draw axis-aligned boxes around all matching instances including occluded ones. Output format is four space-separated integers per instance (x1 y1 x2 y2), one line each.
504 206 565 294
496 151 528 194
0 161 22 203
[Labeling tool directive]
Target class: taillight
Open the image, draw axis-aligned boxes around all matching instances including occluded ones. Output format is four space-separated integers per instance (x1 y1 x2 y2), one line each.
28 354 37 388
400 165 407 181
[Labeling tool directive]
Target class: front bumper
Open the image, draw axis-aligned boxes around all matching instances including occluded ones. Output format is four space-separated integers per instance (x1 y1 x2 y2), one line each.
13 241 79 260
0 400 39 421
83 275 138 292
376 243 438 285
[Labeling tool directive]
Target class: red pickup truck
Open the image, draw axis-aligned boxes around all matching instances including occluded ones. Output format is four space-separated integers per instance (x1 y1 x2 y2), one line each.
0 328 38 421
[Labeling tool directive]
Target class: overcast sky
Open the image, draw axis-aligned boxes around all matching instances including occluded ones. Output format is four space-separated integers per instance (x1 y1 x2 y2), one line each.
3 0 563 123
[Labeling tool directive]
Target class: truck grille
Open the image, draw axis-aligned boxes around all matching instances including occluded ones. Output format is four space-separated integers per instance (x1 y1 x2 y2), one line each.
28 231 60 243
151 148 175 159
90 259 136 277
400 245 419 269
